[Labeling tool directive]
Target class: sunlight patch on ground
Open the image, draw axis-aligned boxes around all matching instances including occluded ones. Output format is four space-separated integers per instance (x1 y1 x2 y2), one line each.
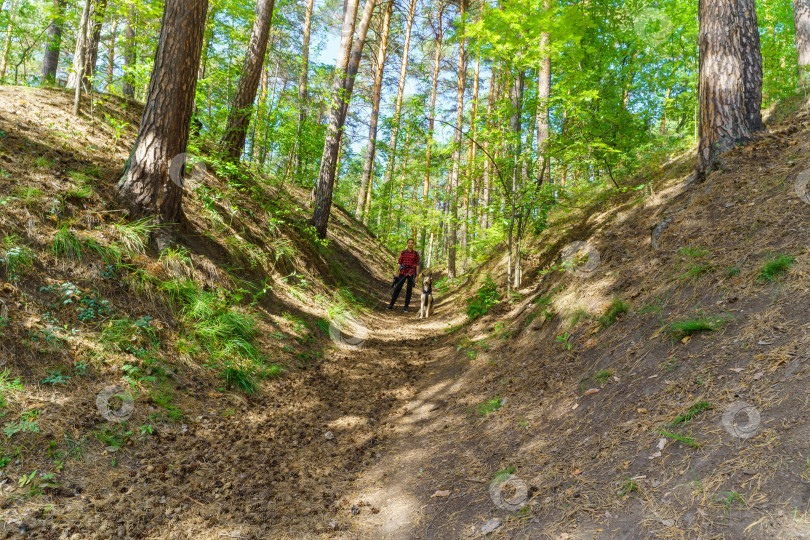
327 414 368 430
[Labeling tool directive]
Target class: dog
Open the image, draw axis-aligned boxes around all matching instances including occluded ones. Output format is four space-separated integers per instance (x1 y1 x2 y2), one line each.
418 275 434 319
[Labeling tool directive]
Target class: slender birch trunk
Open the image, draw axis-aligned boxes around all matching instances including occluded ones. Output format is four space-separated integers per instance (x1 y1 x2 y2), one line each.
294 0 316 180
375 0 418 221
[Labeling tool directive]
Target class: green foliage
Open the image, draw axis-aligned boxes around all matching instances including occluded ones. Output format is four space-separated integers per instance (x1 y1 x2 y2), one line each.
42 368 70 385
758 254 795 282
555 332 572 350
467 277 500 320
4 410 39 437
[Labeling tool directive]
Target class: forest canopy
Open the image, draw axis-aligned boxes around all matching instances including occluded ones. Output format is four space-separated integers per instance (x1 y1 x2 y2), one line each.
2 0 808 283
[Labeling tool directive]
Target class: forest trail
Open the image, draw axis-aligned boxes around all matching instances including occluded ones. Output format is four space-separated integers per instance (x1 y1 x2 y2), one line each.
5 86 810 540
0 86 475 539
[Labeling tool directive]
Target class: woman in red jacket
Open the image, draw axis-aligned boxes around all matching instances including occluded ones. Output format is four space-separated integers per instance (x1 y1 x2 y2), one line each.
387 239 420 312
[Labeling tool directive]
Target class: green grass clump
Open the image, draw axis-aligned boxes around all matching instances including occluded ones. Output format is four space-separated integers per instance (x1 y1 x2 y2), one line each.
593 369 614 385
65 182 94 200
93 425 131 449
0 369 24 408
668 400 712 427
599 297 629 327
35 156 55 169
475 397 504 416
716 491 746 510
758 254 795 282
666 316 729 339
160 279 282 393
14 186 43 206
682 262 715 280
467 277 500 320
617 476 639 497
51 227 82 260
1 236 35 281
112 217 160 255
149 388 184 421
84 238 123 266
659 429 700 448
491 466 516 485
678 246 709 258
101 317 159 354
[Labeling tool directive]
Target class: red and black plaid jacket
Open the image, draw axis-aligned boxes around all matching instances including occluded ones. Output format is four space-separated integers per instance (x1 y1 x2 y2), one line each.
398 249 420 277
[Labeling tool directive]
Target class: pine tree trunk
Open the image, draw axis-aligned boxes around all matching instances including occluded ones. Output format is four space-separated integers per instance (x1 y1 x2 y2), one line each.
310 0 377 239
377 0 418 221
696 0 754 181
42 0 66 84
107 17 117 91
418 25 443 240
116 0 208 226
294 0 316 180
356 0 393 220
536 1 551 185
122 6 136 98
739 0 763 132
447 7 466 279
221 0 276 160
794 0 810 84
